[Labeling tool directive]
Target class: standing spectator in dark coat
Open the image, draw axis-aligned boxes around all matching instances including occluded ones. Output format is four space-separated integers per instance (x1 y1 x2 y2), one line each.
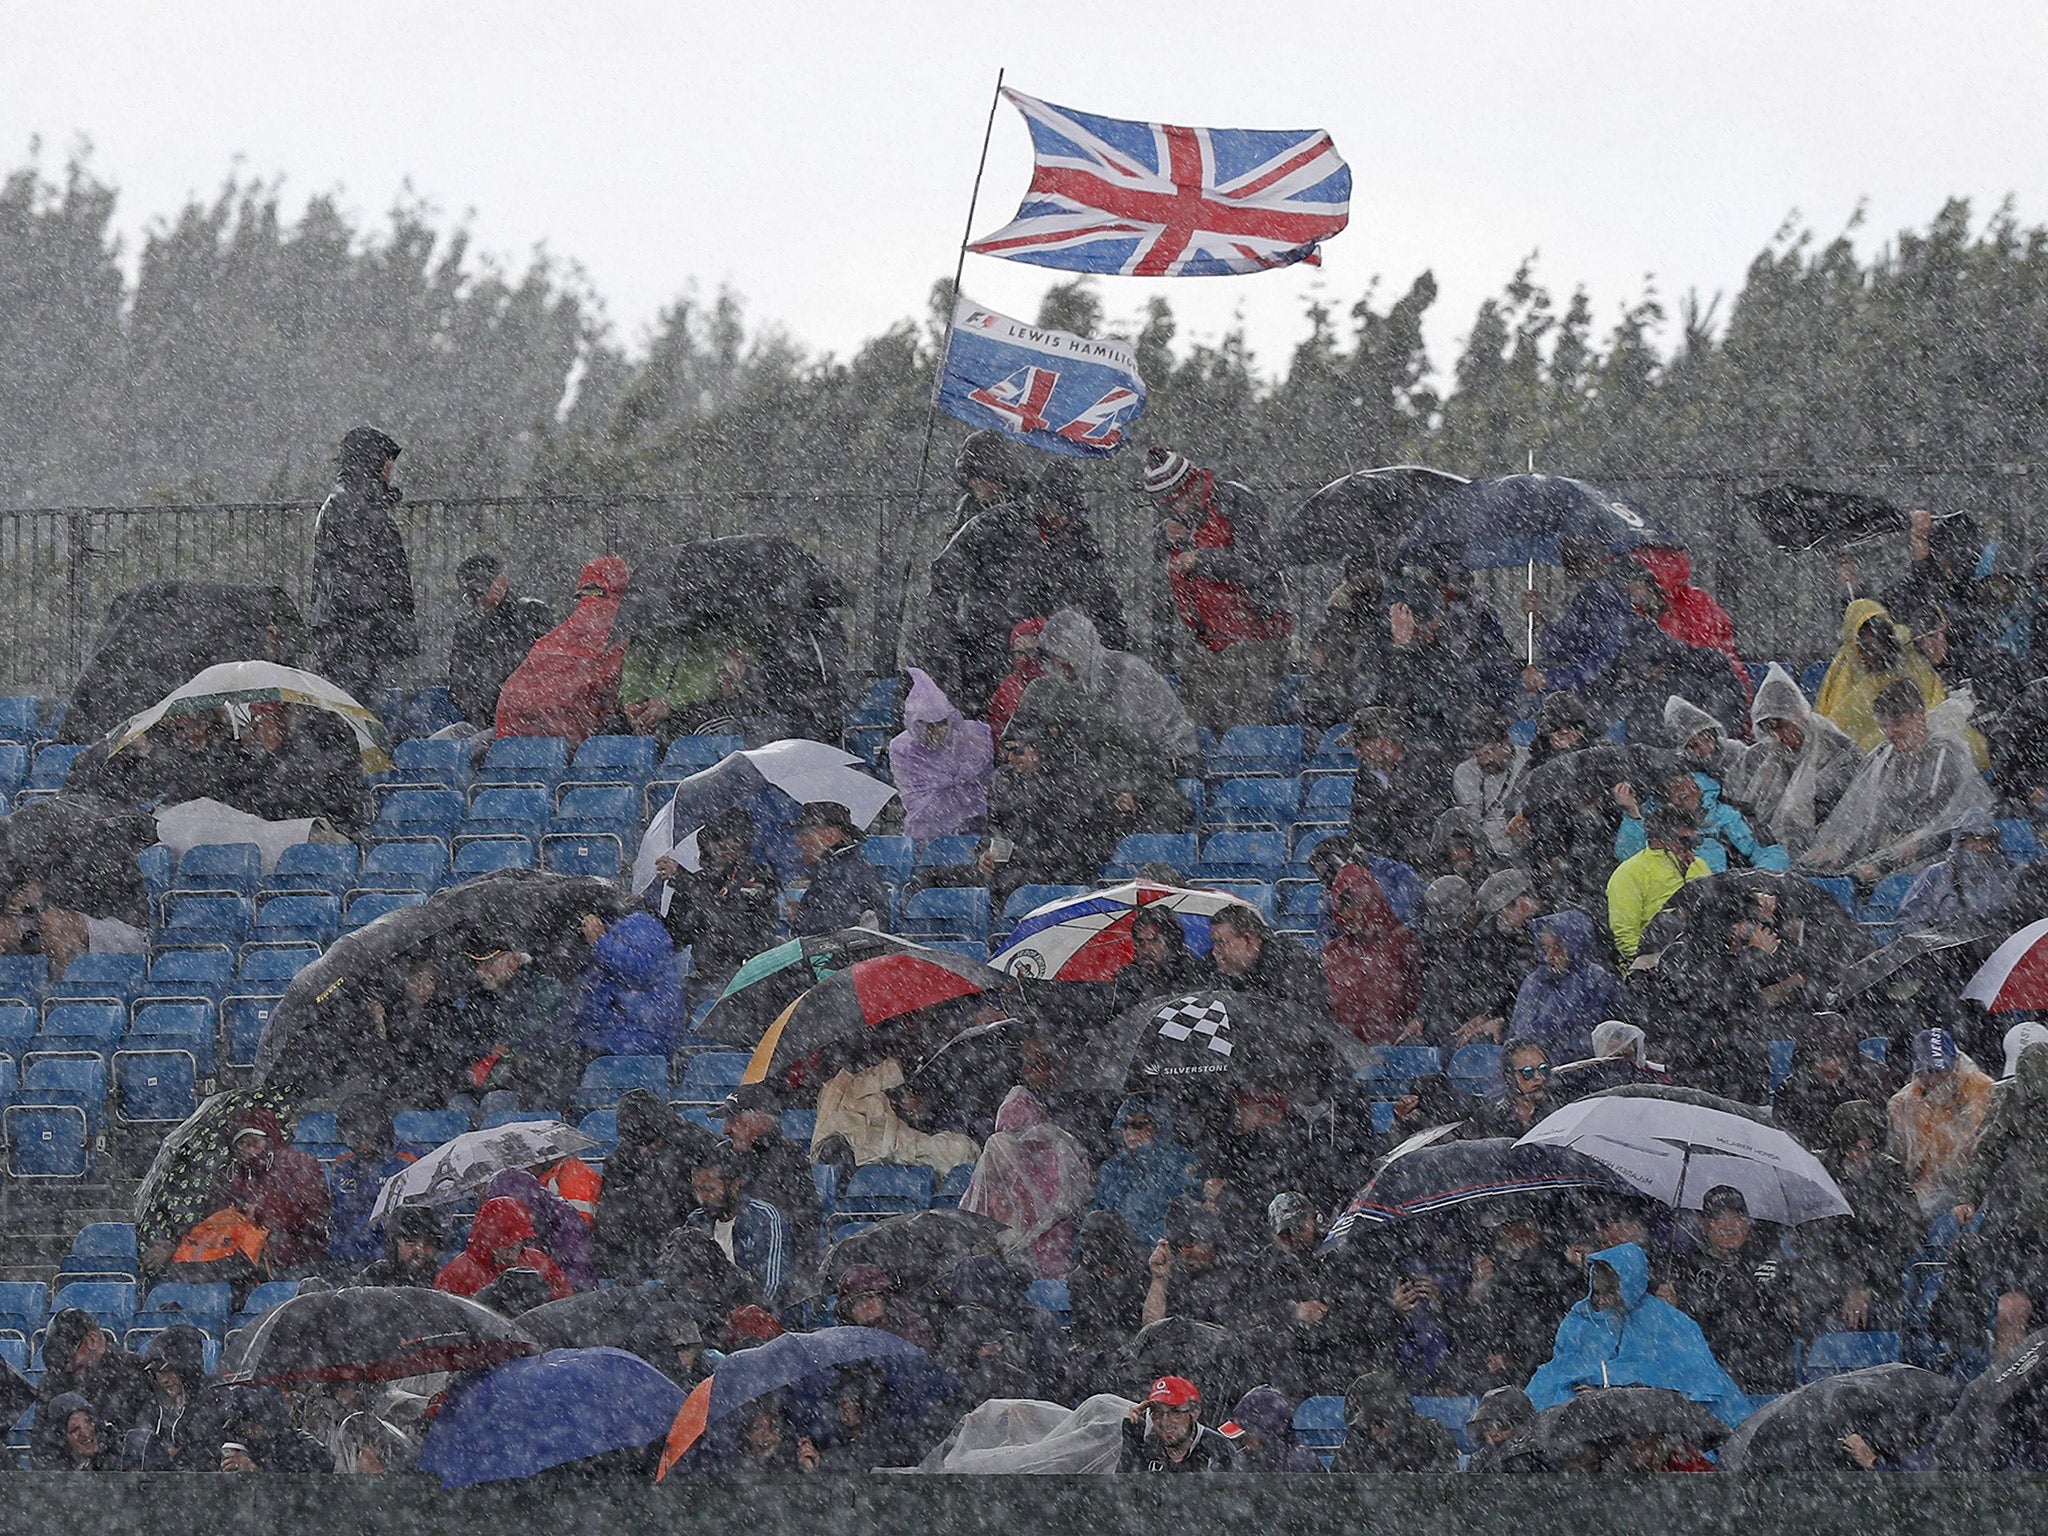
1028 461 1130 648
1772 1012 1902 1149
311 426 416 700
1798 1100 1920 1338
1346 708 1456 869
1243 1193 1380 1397
1378 578 1516 750
915 431 1051 715
593 1090 710 1284
447 553 555 727
651 808 779 997
789 802 888 936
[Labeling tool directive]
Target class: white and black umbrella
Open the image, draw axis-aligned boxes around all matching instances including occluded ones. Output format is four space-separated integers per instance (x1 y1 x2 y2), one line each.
630 738 895 894
370 1119 600 1224
1516 1084 1850 1226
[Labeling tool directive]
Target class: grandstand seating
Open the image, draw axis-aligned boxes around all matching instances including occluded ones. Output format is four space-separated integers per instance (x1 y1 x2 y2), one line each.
172 843 263 897
475 735 569 791
900 886 992 944
1207 724 1303 778
368 787 466 844
1203 777 1300 828
1194 831 1288 882
262 842 359 897
1099 832 1198 882
453 838 536 878
359 841 449 892
572 1055 668 1110
659 734 744 779
46 953 146 1005
128 1000 217 1077
252 894 341 947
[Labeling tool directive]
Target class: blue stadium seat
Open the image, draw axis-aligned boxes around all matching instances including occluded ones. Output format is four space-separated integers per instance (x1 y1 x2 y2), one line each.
0 698 40 745
1298 775 1355 827
2 1104 84 1177
368 787 466 844
659 735 744 779
1768 1039 1797 1095
998 885 1088 928
59 1222 139 1280
1024 1278 1071 1323
1194 831 1289 883
115 1050 200 1124
676 1051 750 1105
36 1001 128 1057
261 842 360 897
393 1108 468 1156
475 735 570 790
837 1163 935 1218
1859 874 1917 926
1800 1331 1902 1382
849 678 903 728
481 1109 562 1131
460 785 552 843
1280 882 1324 922
47 953 147 1004
914 834 983 869
26 743 86 790
137 844 173 912
19 1054 107 1137
359 841 449 892
861 835 914 888
1411 1395 1481 1453
292 1110 347 1162
453 838 537 879
577 1108 620 1159
385 737 474 793
221 996 280 1069
1354 1045 1443 1095
2000 819 2042 865
1807 876 1856 916
235 944 320 989
128 999 218 1077
0 744 25 798
161 892 253 948
552 784 641 842
0 1055 18 1110
172 843 263 897
0 954 48 1004
0 1281 49 1337
899 886 991 944
142 949 234 1000
1203 776 1301 829
540 833 625 880
1447 1043 1502 1099
569 735 658 787
1099 832 1199 882
233 1280 301 1325
572 1055 669 1110
1207 724 1303 778
0 999 41 1059
51 1279 137 1330
341 890 427 933
781 1108 817 1146
252 893 341 946
1292 1395 1347 1464
1799 661 1829 699
933 1163 973 1208
1194 881 1279 925
1304 724 1358 777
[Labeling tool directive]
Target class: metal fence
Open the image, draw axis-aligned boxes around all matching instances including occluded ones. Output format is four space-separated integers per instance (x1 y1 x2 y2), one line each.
1 461 2042 698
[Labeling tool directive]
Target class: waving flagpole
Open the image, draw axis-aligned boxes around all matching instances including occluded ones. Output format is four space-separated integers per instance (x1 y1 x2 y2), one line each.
888 66 1005 666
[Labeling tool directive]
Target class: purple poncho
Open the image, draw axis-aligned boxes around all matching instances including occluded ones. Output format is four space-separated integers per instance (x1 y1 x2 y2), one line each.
889 668 994 840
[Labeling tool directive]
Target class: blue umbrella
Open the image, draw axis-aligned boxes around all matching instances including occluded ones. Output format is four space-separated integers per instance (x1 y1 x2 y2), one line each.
1392 473 1673 571
658 1326 959 1477
418 1347 686 1488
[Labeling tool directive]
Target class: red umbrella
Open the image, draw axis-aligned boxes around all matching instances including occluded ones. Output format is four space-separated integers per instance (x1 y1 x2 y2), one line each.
743 948 1004 1083
1963 918 2048 1012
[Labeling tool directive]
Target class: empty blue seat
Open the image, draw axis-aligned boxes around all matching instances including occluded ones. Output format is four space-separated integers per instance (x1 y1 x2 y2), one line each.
914 834 982 869
1447 1043 1502 1098
2000 818 2042 865
1207 725 1303 778
577 1108 620 1159
142 949 234 1000
1280 882 1324 921
1024 1278 1071 1322
460 786 551 842
172 843 263 897
1304 725 1359 776
900 886 991 943
36 1001 127 1055
1204 777 1301 829
1298 775 1355 827
540 833 625 880
47 953 147 1004
262 842 360 897
0 1281 49 1336
1800 1331 1902 1382
998 884 1088 927
359 841 449 892
933 1163 973 1208
1292 1395 1347 1460
572 1055 669 1110
1195 830 1289 882
1195 881 1278 924
849 678 903 728
1859 873 1917 925
59 1222 138 1280
838 1162 935 1218
4 1105 88 1177
861 835 914 887
676 1051 750 1105
19 1054 107 1137
453 838 537 879
393 1108 467 1155
51 1279 137 1328
234 1280 301 1323
115 1051 200 1123
0 998 41 1058
660 735 744 778
134 1279 232 1334
386 737 473 793
1768 1038 1797 1094
26 743 86 790
128 999 218 1077
569 735 658 786
475 735 569 789
368 787 466 844
552 784 641 841
221 995 280 1069
342 890 427 932
252 893 341 946
0 698 40 745
1354 1045 1442 1095
1411 1395 1481 1453
292 1110 345 1159
1100 832 1199 882
0 744 26 797
235 944 320 989
161 892 253 947
0 954 47 1003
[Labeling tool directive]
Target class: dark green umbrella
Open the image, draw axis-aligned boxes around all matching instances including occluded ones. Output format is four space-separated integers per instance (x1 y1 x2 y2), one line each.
133 1088 292 1253
698 928 926 1046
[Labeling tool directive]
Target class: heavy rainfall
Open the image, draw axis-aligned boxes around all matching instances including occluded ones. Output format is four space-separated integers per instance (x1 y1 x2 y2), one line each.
6 9 2048 1532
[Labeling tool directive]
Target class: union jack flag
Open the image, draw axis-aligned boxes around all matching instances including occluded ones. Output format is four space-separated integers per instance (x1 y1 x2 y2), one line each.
969 89 1350 277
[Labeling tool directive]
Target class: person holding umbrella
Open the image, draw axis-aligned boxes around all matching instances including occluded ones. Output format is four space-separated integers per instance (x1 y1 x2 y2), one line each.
651 807 778 999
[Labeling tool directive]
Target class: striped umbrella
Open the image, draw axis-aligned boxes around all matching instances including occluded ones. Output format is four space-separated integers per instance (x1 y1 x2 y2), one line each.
104 659 392 772
988 881 1257 981
698 929 927 1046
1962 918 2048 1012
742 948 1004 1084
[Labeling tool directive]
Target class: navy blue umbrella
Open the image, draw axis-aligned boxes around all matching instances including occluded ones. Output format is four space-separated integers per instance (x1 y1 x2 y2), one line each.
1392 473 1673 571
1322 1136 1639 1248
417 1347 686 1488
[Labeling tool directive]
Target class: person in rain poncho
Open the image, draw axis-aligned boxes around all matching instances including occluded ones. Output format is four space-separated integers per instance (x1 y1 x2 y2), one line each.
1815 598 1952 754
569 907 684 1057
1321 861 1421 1047
1660 694 1748 780
959 1087 1097 1279
1723 663 1861 856
1508 912 1632 1064
494 556 630 748
1800 680 1993 883
1020 606 1199 770
811 1056 981 1175
1897 807 2022 935
432 1195 573 1301
1525 1241 1752 1427
1886 1027 1996 1216
888 668 993 841
1090 1096 1201 1246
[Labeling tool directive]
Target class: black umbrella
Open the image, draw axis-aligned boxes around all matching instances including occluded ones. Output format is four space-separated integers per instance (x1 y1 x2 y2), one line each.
1070 987 1354 1098
1740 485 1906 553
0 791 157 922
1721 1364 1953 1472
218 1286 539 1386
60 580 309 743
132 1087 294 1253
698 929 929 1047
519 1287 709 1384
253 868 626 1100
1504 1386 1729 1470
1391 474 1674 572
1321 1137 1640 1247
817 1208 1006 1302
615 535 846 640
1275 466 1469 566
1935 1328 2048 1470
1116 1317 1254 1411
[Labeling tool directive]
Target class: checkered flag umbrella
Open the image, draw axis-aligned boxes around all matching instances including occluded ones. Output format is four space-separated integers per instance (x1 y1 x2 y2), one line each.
1069 987 1340 1097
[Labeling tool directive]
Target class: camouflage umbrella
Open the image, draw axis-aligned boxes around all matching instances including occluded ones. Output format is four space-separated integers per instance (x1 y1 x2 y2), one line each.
132 1087 293 1254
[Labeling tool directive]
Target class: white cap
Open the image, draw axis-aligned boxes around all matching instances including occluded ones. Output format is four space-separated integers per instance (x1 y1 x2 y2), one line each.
2003 1021 2048 1079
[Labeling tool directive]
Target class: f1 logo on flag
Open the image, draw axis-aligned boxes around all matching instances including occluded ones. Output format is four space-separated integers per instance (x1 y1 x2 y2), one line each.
937 295 1146 460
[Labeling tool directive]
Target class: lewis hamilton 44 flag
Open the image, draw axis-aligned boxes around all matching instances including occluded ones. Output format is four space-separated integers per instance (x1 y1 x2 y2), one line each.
969 88 1350 277
936 295 1146 458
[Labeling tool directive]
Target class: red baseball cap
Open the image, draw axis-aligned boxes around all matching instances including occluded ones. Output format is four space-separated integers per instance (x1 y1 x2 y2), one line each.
1143 1375 1201 1409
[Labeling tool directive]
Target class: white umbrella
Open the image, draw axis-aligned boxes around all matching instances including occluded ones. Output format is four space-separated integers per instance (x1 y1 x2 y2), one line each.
1962 917 2048 1012
1516 1085 1850 1226
370 1119 599 1224
105 659 393 772
630 738 896 895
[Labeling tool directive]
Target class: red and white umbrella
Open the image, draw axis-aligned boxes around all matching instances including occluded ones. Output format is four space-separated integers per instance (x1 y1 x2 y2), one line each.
1962 918 2048 1012
988 881 1258 981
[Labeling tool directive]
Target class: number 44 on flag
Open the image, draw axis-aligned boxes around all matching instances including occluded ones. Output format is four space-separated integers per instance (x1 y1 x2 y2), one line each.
935 296 1146 459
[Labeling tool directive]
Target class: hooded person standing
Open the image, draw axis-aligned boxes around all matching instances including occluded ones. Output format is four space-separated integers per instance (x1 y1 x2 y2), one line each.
889 668 994 841
1321 862 1422 1047
1524 1241 1752 1427
494 556 631 748
569 908 684 1057
310 426 416 701
1508 911 1631 1063
1143 446 1293 732
959 1087 1097 1279
447 552 556 728
1027 460 1130 646
1723 663 1862 856
1024 607 1199 770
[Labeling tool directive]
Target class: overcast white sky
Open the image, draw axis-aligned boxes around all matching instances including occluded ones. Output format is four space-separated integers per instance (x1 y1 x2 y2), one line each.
7 2 2046 379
